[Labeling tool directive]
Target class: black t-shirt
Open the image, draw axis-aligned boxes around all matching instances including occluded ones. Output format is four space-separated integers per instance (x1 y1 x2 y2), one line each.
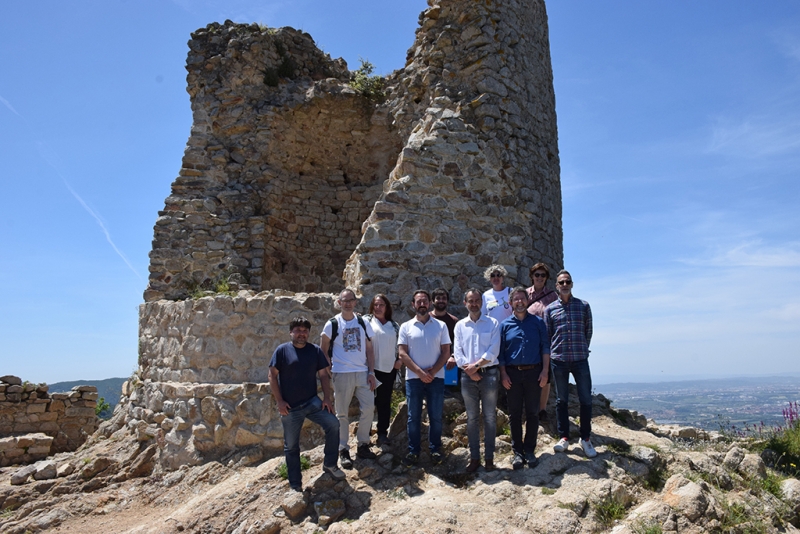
269 342 329 407
432 312 458 345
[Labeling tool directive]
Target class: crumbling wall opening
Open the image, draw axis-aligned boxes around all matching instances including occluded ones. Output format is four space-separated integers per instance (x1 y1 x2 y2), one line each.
257 96 402 293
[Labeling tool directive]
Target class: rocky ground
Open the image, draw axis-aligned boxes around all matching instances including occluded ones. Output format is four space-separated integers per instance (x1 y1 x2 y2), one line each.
2 393 799 533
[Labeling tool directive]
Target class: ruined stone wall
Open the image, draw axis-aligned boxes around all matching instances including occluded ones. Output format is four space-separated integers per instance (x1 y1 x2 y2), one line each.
126 0 564 468
345 0 562 306
0 376 98 463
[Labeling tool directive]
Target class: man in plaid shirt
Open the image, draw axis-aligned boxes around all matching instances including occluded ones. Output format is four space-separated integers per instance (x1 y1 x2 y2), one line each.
544 270 596 458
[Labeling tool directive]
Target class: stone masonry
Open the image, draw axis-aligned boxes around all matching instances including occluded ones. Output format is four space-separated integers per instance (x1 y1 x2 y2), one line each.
124 0 564 468
0 375 98 465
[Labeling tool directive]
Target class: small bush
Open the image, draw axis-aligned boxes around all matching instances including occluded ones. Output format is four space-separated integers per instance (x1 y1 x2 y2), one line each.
594 496 627 527
643 464 668 491
765 402 800 477
541 487 556 495
390 389 404 419
95 397 111 418
278 455 311 479
631 519 663 534
350 59 385 100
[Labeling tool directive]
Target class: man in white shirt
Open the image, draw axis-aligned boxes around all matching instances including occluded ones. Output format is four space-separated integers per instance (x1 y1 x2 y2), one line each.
452 288 501 472
320 289 377 468
398 290 451 467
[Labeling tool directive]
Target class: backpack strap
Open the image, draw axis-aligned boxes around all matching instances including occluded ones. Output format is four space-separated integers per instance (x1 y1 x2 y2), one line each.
356 314 372 341
327 315 339 358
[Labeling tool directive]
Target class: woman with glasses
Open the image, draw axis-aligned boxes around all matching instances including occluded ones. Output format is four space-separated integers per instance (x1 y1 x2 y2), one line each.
481 265 513 323
525 262 558 423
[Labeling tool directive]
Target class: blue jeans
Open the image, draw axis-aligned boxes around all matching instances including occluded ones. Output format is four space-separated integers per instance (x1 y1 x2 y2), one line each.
461 367 499 461
406 377 444 456
552 358 592 441
280 396 339 488
506 364 542 456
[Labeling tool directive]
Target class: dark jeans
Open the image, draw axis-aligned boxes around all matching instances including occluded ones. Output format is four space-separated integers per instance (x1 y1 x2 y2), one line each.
506 364 542 456
374 368 397 437
406 377 444 456
552 358 592 441
461 367 499 461
280 396 339 488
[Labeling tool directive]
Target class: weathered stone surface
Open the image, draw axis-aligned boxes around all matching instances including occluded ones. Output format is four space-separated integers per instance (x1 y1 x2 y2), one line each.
315 499 345 526
11 464 37 485
32 460 58 480
723 445 746 469
1 375 22 385
281 490 307 520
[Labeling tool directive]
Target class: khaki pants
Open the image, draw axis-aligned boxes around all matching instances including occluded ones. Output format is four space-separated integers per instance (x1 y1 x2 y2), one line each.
332 371 374 450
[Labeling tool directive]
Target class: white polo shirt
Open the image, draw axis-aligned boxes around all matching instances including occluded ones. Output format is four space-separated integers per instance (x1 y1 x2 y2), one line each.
398 315 451 380
453 314 500 368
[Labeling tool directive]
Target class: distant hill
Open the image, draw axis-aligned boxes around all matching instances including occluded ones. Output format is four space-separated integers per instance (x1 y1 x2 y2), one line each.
48 377 126 417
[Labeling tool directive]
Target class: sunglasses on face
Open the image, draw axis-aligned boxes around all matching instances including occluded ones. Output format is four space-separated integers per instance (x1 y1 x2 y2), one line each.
491 274 503 278
532 273 547 278
557 280 572 286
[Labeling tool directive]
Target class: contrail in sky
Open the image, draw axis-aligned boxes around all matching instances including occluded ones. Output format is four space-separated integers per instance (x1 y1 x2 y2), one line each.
1 93 142 280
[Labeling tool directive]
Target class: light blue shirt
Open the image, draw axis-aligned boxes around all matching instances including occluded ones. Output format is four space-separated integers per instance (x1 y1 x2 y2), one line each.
453 314 500 368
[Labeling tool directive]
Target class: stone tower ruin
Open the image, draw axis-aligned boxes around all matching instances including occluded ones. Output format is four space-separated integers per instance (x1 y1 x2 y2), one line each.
117 0 563 467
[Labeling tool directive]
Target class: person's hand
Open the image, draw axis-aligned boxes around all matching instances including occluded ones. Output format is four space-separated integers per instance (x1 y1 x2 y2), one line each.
418 369 433 383
446 357 457 370
538 368 548 388
367 374 378 391
501 372 512 390
393 359 402 370
322 397 334 413
277 400 291 416
464 363 482 381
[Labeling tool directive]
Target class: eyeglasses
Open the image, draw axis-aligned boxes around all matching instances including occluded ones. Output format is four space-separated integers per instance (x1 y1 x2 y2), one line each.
490 273 503 278
557 280 572 286
532 273 547 278
340 298 357 303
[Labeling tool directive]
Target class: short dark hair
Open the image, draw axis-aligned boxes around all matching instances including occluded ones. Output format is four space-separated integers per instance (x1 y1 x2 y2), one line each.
368 294 393 322
289 316 311 331
556 269 572 281
431 288 449 302
412 290 430 303
529 262 551 281
509 286 529 302
463 288 482 301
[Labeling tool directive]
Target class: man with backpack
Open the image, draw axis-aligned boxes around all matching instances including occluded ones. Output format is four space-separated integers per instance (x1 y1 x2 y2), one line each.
320 288 378 468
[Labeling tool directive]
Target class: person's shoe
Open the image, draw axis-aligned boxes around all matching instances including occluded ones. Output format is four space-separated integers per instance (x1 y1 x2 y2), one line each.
376 434 391 446
322 464 346 481
289 483 303 492
466 458 481 473
580 438 597 458
431 451 444 465
553 437 569 453
525 452 539 468
511 453 525 470
403 452 419 467
357 443 377 459
339 449 354 469
484 459 495 472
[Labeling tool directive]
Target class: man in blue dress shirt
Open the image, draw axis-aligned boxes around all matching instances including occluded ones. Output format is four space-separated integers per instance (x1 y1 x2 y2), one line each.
499 287 551 470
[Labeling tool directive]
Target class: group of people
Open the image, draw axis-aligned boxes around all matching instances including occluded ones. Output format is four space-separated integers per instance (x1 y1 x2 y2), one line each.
268 263 593 490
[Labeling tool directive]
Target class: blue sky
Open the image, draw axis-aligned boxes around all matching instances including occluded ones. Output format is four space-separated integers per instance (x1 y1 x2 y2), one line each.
1 1 798 385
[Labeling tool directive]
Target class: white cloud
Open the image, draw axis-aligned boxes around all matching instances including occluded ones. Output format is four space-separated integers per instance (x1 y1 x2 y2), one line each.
0 94 20 116
706 115 800 158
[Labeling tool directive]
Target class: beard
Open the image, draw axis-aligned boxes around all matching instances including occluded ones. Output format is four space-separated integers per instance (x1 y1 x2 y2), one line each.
433 301 447 312
416 305 428 315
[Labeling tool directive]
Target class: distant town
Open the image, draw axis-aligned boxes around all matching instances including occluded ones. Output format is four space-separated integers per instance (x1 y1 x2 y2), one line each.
597 375 800 431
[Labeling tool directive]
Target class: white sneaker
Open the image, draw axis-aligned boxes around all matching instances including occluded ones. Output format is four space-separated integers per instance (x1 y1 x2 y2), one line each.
580 438 597 458
553 438 569 452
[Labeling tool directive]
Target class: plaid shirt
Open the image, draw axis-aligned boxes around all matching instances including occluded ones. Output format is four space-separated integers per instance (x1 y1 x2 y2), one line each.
544 296 592 363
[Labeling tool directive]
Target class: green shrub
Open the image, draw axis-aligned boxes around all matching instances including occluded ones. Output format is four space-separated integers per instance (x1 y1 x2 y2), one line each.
95 397 111 418
278 455 311 479
350 59 385 100
594 496 627 527
765 402 800 477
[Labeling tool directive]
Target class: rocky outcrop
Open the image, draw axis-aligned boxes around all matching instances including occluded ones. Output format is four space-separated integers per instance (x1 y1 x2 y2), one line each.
1 406 798 534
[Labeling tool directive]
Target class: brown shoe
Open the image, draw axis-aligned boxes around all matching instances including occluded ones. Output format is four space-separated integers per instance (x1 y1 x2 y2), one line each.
466 459 481 473
484 460 495 472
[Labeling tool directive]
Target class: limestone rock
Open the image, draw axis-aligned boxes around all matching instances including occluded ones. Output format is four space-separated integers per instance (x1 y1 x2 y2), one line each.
314 499 345 526
11 464 37 485
32 460 58 480
723 446 746 469
281 490 307 520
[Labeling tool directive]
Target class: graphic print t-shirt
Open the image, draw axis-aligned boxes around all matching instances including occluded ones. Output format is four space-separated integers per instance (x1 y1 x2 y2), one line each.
322 314 375 373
